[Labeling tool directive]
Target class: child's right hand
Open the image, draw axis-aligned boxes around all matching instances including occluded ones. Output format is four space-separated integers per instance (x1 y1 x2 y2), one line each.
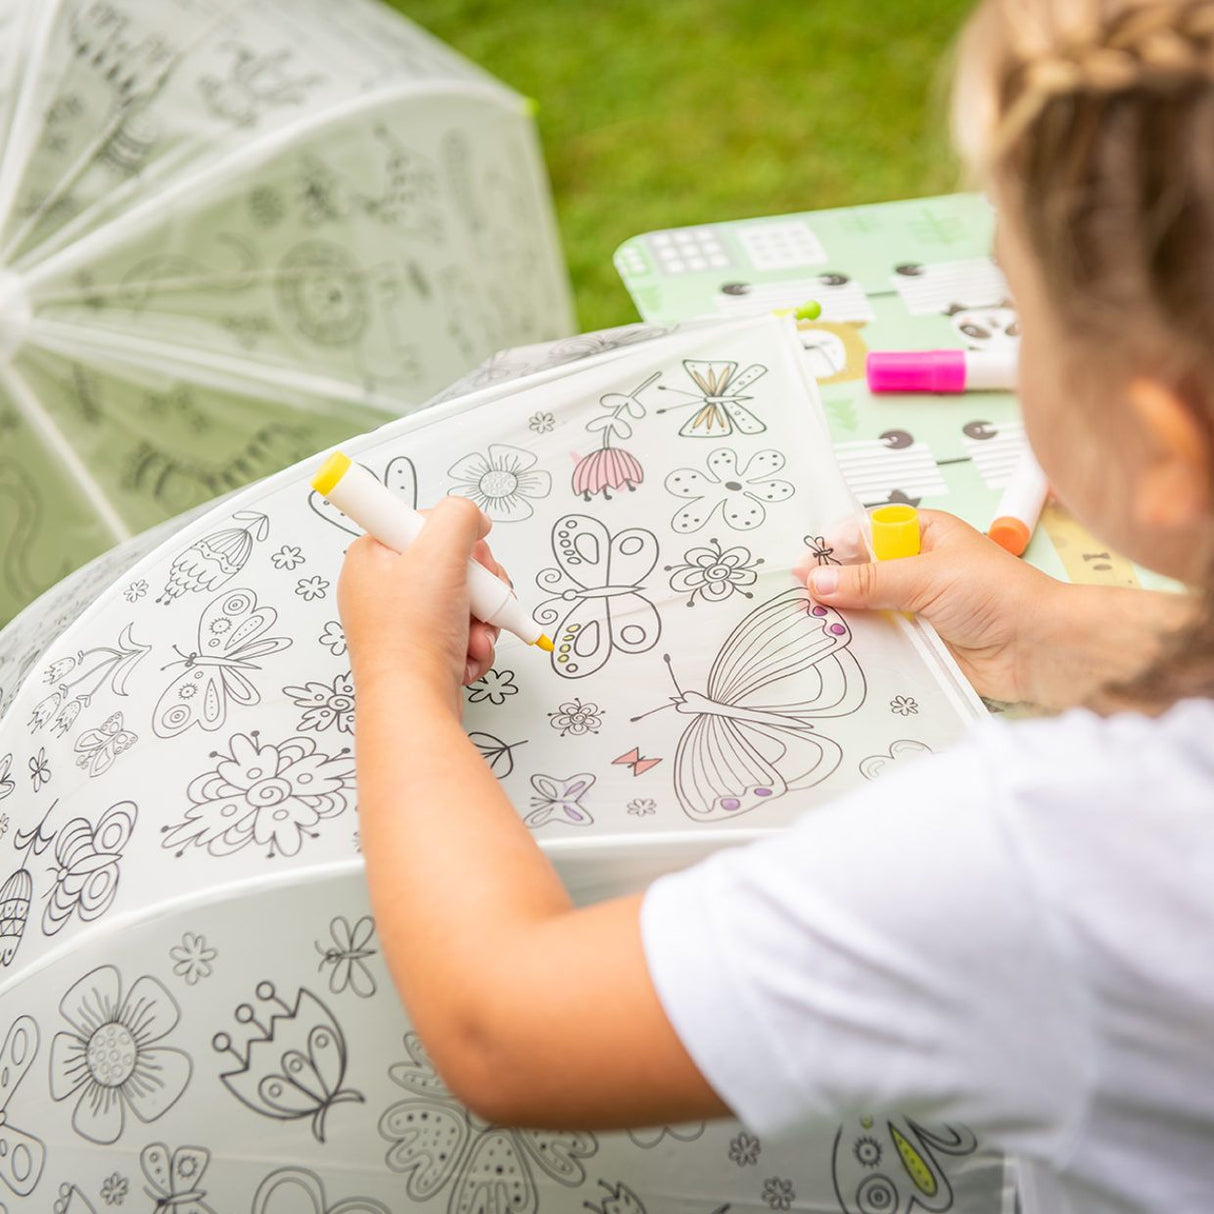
798 510 1165 708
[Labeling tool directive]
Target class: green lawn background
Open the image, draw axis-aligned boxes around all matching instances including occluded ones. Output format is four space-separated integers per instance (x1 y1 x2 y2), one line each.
391 0 977 332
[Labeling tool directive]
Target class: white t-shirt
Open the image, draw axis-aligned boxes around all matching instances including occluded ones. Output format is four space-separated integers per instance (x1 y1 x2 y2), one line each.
641 698 1214 1214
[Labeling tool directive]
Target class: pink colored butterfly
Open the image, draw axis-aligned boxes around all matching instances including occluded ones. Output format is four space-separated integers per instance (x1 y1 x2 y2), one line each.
635 588 866 822
613 748 662 776
153 588 290 738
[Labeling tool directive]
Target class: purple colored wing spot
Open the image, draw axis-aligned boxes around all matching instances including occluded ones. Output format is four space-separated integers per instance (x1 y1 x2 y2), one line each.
754 787 772 797
830 623 846 635
720 797 741 811
811 605 828 617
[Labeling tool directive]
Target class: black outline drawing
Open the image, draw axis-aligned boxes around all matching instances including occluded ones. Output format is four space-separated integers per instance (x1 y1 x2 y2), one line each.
43 800 137 938
447 443 553 523
53 1182 96 1212
275 238 369 346
0 753 12 801
526 773 596 829
632 589 867 822
162 730 355 860
656 359 768 437
29 624 150 740
572 372 660 501
548 698 605 737
729 1131 762 1167
213 981 363 1143
28 747 50 792
199 44 324 129
140 1142 215 1213
169 931 218 986
613 748 662 776
152 590 291 739
534 515 661 680
250 1166 390 1214
308 457 417 537
627 1123 706 1148
761 1177 796 1210
466 668 519 707
802 534 841 567
665 449 795 534
1 802 56 968
156 512 270 605
830 1116 979 1214
73 711 137 777
316 915 377 998
284 672 356 734
890 695 920 717
49 966 191 1145
584 1180 648 1214
469 732 527 779
665 539 763 607
380 1031 596 1208
0 1016 45 1199
859 740 933 782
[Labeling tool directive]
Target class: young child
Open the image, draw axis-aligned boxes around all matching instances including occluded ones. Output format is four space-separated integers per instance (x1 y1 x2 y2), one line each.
337 3 1214 1209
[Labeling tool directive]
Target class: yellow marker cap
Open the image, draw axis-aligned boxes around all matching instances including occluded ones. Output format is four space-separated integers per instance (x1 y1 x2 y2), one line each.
312 451 351 497
871 504 921 560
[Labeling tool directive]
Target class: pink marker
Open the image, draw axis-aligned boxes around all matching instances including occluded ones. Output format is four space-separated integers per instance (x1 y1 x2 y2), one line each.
866 349 1017 394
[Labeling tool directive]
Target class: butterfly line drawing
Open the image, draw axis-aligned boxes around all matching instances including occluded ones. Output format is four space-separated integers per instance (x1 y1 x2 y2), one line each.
526 773 595 829
0 1016 45 1199
309 456 417 536
656 359 768 437
140 1142 216 1214
633 588 867 821
44 800 137 938
153 588 291 738
1 801 57 967
73 710 137 777
613 748 662 776
380 1031 597 1214
316 915 377 998
534 515 661 680
250 1167 390 1214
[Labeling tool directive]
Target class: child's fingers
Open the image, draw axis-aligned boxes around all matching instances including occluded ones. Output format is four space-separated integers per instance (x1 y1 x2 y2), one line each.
466 619 497 682
806 554 945 615
410 497 489 577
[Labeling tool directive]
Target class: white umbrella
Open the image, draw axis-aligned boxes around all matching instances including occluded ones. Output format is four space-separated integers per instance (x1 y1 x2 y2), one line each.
0 0 572 625
0 315 1007 1210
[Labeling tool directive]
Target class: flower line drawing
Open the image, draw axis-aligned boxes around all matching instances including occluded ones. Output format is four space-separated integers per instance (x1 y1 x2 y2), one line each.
447 443 551 522
123 579 148 603
170 932 217 985
665 448 795 533
100 1172 128 1205
529 410 555 433
890 695 920 717
49 966 192 1144
730 1131 762 1166
465 667 518 706
762 1177 796 1211
547 697 605 737
295 575 329 601
285 672 356 733
666 538 763 606
271 545 305 571
318 620 347 656
28 747 50 791
572 372 660 501
627 798 656 816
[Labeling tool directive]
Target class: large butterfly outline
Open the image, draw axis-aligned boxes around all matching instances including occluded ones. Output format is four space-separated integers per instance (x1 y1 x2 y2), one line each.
635 587 866 821
533 514 661 679
153 588 290 738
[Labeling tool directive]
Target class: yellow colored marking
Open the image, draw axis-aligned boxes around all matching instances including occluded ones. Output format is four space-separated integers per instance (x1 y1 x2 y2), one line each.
891 1124 937 1196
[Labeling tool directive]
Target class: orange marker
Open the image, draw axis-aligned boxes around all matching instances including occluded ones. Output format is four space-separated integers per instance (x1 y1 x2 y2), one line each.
988 447 1049 556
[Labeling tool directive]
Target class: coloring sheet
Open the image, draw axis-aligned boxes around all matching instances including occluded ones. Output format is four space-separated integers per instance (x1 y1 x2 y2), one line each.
0 315 1008 1210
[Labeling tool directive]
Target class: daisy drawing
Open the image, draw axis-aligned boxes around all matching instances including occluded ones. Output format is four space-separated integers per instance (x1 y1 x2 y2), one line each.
447 444 552 522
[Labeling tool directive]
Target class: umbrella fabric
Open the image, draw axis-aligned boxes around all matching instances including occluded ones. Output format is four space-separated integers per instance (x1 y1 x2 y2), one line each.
0 315 1005 1207
0 0 573 625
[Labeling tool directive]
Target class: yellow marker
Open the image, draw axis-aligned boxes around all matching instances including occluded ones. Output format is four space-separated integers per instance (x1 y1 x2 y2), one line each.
311 452 554 653
870 504 921 560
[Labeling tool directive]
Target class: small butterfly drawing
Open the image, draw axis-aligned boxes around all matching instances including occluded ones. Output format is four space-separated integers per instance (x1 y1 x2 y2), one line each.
613 748 662 776
656 359 768 437
140 1142 215 1214
73 711 137 777
309 455 417 536
635 588 866 822
43 800 137 936
316 915 377 998
534 515 661 680
0 1016 45 1198
380 1032 596 1214
526 773 595 829
153 588 290 738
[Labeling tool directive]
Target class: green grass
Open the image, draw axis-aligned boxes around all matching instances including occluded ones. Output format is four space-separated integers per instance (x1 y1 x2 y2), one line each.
390 0 976 331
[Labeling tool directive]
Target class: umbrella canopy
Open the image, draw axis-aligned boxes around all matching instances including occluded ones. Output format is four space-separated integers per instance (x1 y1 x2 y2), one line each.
0 316 1006 1209
0 0 573 625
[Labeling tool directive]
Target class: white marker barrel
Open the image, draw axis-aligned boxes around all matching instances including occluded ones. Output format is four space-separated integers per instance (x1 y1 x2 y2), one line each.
988 447 1049 556
312 452 545 647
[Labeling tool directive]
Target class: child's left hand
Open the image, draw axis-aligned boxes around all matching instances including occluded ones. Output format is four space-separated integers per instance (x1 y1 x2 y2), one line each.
337 496 505 715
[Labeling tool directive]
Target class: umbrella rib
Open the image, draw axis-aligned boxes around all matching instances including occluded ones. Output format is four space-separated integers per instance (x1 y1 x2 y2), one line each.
29 318 403 418
24 80 522 294
0 362 132 543
0 0 66 229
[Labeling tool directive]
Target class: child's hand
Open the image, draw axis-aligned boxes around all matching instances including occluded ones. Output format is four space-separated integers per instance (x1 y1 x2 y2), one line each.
797 510 1072 705
337 497 505 714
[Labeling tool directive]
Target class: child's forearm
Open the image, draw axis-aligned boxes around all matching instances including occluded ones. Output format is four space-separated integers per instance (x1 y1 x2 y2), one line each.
353 663 573 1044
1025 584 1195 709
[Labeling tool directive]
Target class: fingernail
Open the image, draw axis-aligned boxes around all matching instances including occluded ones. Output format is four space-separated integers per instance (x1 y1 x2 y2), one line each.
463 661 476 684
809 567 838 597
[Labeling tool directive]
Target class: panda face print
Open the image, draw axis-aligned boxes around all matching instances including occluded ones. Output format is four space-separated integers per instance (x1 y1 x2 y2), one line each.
946 303 1020 353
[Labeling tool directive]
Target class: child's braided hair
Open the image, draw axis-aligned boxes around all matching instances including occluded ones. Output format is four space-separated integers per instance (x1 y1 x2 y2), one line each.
954 0 1214 704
